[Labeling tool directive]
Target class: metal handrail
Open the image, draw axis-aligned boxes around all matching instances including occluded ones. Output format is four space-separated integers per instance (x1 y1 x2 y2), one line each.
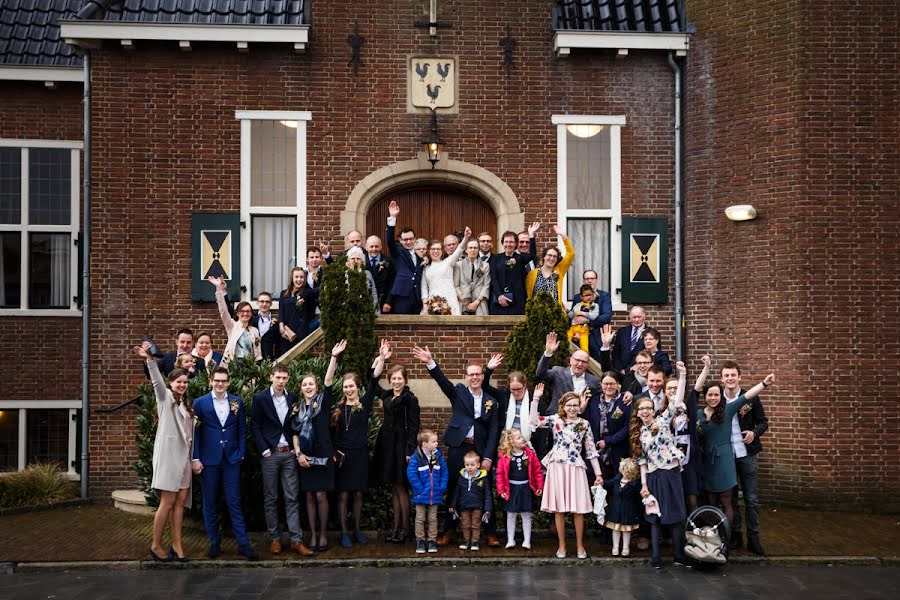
97 395 142 413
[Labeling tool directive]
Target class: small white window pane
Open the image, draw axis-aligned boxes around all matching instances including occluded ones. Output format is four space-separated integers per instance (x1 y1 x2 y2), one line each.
26 409 69 469
251 120 297 208
252 216 296 297
566 126 611 210
0 148 22 224
28 232 70 309
28 148 71 225
567 219 610 298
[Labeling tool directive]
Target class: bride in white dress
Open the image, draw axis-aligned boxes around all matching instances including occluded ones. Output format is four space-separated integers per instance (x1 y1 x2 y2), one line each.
421 226 472 315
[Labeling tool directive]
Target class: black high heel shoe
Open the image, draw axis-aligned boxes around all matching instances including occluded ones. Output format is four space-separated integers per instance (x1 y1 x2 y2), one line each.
168 546 190 563
385 529 399 543
396 530 409 544
148 546 169 562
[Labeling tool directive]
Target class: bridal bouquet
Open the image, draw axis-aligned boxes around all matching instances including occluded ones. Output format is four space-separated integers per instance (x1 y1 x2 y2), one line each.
426 296 452 315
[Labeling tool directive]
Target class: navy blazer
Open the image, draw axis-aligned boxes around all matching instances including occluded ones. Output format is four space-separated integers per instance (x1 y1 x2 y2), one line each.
584 394 632 466
366 253 396 308
612 325 645 372
569 289 613 327
249 388 297 455
192 392 247 466
249 313 279 360
427 364 500 462
386 222 421 299
488 237 536 315
651 349 672 376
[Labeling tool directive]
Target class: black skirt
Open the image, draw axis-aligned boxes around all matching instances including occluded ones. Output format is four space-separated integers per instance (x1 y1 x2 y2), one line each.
646 467 686 526
335 446 369 492
299 458 335 492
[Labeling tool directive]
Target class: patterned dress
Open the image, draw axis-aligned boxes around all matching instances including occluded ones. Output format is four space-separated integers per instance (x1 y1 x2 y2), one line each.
534 415 598 514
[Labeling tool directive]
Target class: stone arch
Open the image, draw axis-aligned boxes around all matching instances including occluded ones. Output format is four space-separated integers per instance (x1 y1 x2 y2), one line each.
341 155 523 238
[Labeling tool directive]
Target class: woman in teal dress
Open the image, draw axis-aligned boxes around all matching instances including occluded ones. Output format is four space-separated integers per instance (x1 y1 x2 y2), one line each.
697 372 775 528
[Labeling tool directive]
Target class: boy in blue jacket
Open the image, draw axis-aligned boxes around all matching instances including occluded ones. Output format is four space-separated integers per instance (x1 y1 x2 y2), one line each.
448 451 493 551
406 429 448 554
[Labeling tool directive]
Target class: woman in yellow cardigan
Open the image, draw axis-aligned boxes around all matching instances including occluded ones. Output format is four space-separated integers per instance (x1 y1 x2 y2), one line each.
525 224 575 309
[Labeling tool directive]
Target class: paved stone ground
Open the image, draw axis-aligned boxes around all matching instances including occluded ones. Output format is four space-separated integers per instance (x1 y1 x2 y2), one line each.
1 566 898 599
0 504 897 563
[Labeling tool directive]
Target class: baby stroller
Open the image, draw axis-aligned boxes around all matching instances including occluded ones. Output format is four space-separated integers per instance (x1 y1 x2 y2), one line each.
684 506 729 566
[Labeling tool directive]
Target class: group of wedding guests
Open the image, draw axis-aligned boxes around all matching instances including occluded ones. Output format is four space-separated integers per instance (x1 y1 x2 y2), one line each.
138 313 774 568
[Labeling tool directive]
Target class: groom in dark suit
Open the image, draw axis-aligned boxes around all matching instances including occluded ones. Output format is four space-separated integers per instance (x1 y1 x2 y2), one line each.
488 224 539 315
250 363 313 556
413 345 500 547
385 200 422 314
191 367 258 560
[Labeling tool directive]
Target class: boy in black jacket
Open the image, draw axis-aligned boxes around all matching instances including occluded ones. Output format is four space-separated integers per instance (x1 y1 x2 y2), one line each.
449 451 493 551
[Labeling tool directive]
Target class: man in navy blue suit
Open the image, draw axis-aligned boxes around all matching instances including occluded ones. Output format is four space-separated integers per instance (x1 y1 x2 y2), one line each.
612 305 647 373
144 328 205 379
191 367 258 560
413 344 501 547
384 200 422 314
250 363 313 557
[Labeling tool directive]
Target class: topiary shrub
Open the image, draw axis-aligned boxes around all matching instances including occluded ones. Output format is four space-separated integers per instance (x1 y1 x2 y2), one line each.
318 259 378 379
503 291 571 384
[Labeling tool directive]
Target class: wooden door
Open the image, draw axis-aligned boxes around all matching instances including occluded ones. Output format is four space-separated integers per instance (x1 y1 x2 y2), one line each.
367 188 497 245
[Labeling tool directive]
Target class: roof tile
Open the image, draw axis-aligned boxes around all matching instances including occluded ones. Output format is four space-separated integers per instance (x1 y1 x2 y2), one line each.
553 0 684 33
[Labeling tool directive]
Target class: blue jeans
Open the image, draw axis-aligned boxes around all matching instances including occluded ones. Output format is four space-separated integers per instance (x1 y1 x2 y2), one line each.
731 454 760 536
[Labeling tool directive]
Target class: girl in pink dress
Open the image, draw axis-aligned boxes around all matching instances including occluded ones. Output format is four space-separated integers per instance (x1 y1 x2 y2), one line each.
531 385 603 560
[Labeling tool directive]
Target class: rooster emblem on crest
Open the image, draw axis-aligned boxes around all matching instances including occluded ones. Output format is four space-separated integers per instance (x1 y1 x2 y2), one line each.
426 84 441 104
415 62 430 81
437 62 451 82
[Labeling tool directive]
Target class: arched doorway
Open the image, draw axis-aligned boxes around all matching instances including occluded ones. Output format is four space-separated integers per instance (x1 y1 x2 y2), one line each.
366 187 497 243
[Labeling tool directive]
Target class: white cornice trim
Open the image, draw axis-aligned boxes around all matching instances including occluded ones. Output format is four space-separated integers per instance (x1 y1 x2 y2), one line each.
235 110 312 121
60 20 310 48
0 139 83 149
551 115 627 126
554 31 690 57
0 66 83 82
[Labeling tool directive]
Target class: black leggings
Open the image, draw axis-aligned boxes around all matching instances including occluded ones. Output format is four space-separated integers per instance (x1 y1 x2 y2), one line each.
651 522 686 563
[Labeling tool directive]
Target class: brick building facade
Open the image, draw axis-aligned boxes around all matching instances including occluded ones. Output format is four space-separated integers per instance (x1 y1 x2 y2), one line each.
0 0 896 510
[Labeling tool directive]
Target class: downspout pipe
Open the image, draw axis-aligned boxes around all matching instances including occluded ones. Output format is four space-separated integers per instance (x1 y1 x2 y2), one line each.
667 51 684 362
80 50 91 499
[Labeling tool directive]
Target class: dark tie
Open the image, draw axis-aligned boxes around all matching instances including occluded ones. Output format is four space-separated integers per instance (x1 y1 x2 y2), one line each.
630 327 640 350
471 263 475 279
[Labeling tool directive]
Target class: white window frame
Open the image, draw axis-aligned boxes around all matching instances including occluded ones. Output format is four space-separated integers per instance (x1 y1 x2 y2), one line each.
552 115 627 312
0 140 82 316
0 399 81 480
235 111 311 307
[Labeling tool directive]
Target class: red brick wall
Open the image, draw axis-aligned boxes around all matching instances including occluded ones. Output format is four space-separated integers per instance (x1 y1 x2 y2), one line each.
76 2 679 498
684 0 900 510
0 81 83 402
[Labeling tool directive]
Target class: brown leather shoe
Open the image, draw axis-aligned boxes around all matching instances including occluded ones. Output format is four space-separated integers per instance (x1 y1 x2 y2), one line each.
291 542 315 557
270 539 282 554
486 534 501 548
436 531 454 547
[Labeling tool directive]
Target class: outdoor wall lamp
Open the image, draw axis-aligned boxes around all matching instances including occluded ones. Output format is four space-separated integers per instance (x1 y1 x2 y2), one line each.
725 204 758 221
421 109 445 169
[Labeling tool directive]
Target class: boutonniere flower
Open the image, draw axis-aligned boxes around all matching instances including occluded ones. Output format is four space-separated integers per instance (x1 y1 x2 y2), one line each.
573 421 586 434
650 422 660 436
230 401 240 414
378 260 388 271
295 296 305 307
550 272 559 282
611 407 623 420
505 257 516 268
290 404 300 417
483 399 494 413
421 257 431 267
253 337 260 347
739 404 751 417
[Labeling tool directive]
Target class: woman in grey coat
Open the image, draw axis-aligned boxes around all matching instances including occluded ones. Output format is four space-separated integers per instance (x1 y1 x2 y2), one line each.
453 239 491 315
137 341 195 562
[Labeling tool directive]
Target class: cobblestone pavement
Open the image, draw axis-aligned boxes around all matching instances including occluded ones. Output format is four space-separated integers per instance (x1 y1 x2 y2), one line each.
0 504 898 563
1 566 898 600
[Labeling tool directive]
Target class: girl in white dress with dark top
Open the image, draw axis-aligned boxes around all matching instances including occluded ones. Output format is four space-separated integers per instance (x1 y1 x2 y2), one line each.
420 226 472 315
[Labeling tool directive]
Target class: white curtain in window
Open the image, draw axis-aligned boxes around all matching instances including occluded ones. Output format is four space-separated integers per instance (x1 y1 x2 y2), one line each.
566 219 610 300
50 234 70 307
252 216 295 297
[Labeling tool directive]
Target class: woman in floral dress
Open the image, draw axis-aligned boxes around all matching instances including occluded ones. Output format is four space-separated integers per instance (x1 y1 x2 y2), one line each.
629 361 689 569
531 386 603 560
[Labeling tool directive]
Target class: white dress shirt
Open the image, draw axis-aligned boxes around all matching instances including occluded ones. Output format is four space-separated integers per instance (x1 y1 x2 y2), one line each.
271 386 289 447
213 393 229 427
725 388 748 458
